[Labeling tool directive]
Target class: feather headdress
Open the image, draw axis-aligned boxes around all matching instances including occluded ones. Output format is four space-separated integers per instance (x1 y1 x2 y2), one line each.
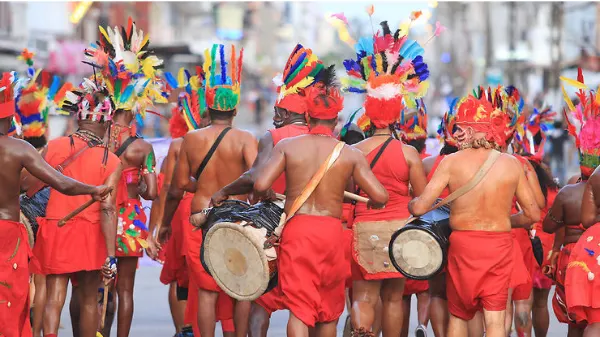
301 65 344 120
514 105 556 162
84 17 166 116
398 98 428 141
342 19 431 129
164 66 207 134
203 44 243 112
61 79 115 122
273 44 325 114
454 92 511 148
437 97 458 146
0 72 16 119
560 68 600 177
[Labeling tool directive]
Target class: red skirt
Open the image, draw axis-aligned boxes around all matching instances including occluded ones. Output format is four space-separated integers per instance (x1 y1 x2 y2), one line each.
566 225 600 324
0 220 33 337
116 199 148 257
552 243 585 326
446 230 513 320
32 217 107 275
404 279 430 296
186 267 235 333
533 229 555 290
511 229 535 300
160 199 189 287
279 215 346 327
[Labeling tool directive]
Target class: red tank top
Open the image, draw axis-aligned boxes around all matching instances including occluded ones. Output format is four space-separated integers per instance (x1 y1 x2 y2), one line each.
354 139 411 221
45 136 121 223
117 167 141 207
268 124 309 194
427 155 449 198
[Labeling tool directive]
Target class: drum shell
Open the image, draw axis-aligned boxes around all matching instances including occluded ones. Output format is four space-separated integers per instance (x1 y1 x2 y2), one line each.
389 204 451 280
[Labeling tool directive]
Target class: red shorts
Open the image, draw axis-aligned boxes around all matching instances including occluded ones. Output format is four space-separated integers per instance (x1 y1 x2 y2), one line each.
404 279 430 296
447 230 513 320
0 221 33 337
552 243 584 326
510 236 533 301
279 215 346 327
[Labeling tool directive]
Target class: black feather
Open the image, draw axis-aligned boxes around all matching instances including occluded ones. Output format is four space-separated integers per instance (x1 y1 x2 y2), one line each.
121 26 129 51
316 65 338 88
391 56 403 74
380 51 388 73
393 29 400 41
380 21 391 36
358 61 367 81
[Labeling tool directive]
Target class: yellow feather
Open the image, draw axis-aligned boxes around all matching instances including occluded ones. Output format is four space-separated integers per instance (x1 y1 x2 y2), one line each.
140 34 150 51
127 236 137 252
560 76 588 89
141 60 155 80
375 54 383 73
189 75 199 91
596 85 600 105
99 26 111 44
283 77 314 96
177 68 186 88
561 85 575 112
137 238 149 249
203 49 211 87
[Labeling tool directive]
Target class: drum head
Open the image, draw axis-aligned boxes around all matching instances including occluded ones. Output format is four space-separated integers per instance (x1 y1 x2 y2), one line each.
203 222 270 301
390 228 443 280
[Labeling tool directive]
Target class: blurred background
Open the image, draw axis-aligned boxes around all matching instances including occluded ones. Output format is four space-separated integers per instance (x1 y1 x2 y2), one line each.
0 1 593 184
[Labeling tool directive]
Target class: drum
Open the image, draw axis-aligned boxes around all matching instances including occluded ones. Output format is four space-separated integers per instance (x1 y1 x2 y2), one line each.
19 186 50 247
201 200 284 301
389 202 451 280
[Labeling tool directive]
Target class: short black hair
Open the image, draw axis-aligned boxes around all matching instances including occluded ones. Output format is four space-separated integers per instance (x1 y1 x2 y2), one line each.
407 138 427 154
209 108 235 121
439 143 458 155
342 130 364 145
25 136 47 149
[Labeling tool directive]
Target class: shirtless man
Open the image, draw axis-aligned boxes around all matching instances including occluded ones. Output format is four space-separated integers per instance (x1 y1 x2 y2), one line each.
253 81 389 337
408 94 540 337
160 43 257 337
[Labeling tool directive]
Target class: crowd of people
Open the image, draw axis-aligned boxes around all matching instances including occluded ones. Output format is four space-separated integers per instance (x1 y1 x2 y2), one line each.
1 12 600 337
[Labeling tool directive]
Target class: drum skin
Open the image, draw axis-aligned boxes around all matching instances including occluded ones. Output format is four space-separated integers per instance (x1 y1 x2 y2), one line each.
389 202 451 280
19 186 51 244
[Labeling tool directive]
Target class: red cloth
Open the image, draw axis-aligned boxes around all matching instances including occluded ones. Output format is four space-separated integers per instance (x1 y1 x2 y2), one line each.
420 152 430 159
404 279 430 296
552 243 586 326
343 228 353 289
275 94 307 114
566 225 600 324
268 124 309 194
427 155 449 199
32 136 120 275
511 229 535 300
341 203 354 228
160 194 190 287
446 230 513 320
279 215 346 327
353 139 410 280
532 189 558 290
116 199 148 257
0 221 33 337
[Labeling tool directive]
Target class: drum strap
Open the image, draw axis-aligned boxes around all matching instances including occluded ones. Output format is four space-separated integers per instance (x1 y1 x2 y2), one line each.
195 127 232 180
353 137 393 205
268 142 345 241
407 149 501 223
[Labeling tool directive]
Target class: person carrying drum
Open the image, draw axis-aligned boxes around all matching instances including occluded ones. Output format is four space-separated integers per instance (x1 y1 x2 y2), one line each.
27 79 121 337
160 43 257 337
340 20 429 337
543 69 600 337
253 63 388 337
211 43 327 337
408 90 541 337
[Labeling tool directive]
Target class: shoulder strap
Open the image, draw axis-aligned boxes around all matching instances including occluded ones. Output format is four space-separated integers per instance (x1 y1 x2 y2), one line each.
353 137 393 204
273 141 345 237
421 149 501 215
195 127 232 180
115 136 139 157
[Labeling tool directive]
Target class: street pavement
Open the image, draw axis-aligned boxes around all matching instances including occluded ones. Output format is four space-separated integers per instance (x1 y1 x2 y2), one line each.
55 258 570 337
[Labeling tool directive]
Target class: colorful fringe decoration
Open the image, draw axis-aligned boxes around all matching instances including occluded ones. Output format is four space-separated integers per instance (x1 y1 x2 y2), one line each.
164 66 206 134
204 44 243 112
436 97 458 146
560 68 600 177
514 105 556 163
398 98 428 141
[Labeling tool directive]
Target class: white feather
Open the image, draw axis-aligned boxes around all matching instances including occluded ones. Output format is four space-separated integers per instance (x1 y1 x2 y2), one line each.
366 82 402 100
272 73 284 87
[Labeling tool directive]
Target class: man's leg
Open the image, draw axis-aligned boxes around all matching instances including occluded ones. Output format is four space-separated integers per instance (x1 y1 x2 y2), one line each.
69 285 81 337
43 274 70 335
447 314 468 337
76 271 102 337
569 325 585 337
400 296 411 337
467 311 484 337
168 282 185 333
287 312 309 337
514 291 533 337
115 257 138 337
315 320 338 337
504 289 513 335
482 309 506 337
32 274 46 337
416 291 431 336
532 288 550 337
380 278 405 336
197 288 219 337
351 280 381 332
234 300 250 337
249 302 270 337
429 272 448 337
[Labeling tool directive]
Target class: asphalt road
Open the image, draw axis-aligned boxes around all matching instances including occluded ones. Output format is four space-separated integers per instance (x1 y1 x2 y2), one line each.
54 261 570 337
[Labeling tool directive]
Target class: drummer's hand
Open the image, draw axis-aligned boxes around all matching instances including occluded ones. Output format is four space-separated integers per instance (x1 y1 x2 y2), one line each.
211 190 228 207
367 199 384 210
102 256 117 280
157 226 171 245
145 236 160 260
92 185 111 201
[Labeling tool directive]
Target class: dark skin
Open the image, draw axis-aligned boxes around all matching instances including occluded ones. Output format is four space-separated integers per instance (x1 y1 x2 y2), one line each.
581 166 600 229
99 109 158 337
160 109 258 337
254 119 388 337
350 126 427 337
42 119 122 337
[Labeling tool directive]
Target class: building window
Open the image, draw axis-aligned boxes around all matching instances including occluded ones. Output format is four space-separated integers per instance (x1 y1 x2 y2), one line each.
0 2 12 35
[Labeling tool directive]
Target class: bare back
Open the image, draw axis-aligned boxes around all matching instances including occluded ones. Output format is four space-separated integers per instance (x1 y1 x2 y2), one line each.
181 125 257 212
549 182 586 244
0 137 39 220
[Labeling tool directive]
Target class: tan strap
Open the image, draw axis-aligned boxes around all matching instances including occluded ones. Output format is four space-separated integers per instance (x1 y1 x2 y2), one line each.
413 149 501 219
273 142 345 237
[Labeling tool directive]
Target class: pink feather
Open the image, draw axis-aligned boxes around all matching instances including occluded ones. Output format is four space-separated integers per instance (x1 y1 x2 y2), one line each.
331 13 349 26
434 21 447 37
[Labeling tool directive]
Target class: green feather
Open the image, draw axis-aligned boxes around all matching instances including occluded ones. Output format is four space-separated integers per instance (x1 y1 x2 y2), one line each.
284 58 309 85
114 79 122 104
210 45 218 87
126 229 139 237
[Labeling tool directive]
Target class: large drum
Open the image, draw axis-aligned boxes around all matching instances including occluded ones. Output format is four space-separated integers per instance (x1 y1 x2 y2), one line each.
19 186 50 248
389 202 451 280
201 200 284 301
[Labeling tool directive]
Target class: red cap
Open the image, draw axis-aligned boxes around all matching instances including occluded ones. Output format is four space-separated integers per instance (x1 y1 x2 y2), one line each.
275 93 307 114
305 84 344 120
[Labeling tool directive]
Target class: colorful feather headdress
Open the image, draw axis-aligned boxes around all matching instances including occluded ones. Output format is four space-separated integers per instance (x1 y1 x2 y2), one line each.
514 105 556 162
560 68 600 177
0 72 16 119
301 66 344 120
84 17 166 116
342 20 430 129
454 91 511 148
203 44 243 112
437 97 458 146
273 44 325 115
165 66 207 134
61 79 115 122
398 98 428 141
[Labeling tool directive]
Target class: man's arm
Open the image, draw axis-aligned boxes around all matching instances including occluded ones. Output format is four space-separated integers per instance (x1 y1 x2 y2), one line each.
100 163 122 258
254 142 286 195
522 159 546 209
160 142 190 244
542 188 565 233
139 143 158 201
408 156 451 216
581 168 600 228
403 145 428 197
351 148 388 208
512 162 542 228
20 140 100 197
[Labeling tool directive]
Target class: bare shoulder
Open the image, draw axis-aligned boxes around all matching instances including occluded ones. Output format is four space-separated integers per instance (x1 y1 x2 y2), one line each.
168 138 183 153
258 130 273 146
233 128 257 144
343 143 365 162
138 138 154 153
401 143 420 161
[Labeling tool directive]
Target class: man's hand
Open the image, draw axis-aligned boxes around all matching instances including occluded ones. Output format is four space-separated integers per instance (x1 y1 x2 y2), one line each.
92 185 112 201
367 199 385 210
211 190 228 207
145 235 161 260
157 226 171 246
102 256 117 280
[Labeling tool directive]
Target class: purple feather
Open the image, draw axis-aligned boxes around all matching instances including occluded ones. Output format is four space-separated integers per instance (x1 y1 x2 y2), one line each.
348 87 367 93
219 44 227 83
585 248 595 256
